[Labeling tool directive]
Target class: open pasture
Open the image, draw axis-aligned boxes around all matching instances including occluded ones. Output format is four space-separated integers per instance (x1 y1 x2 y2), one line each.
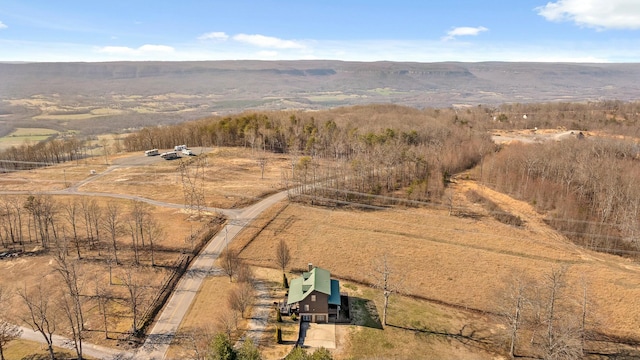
229 180 640 356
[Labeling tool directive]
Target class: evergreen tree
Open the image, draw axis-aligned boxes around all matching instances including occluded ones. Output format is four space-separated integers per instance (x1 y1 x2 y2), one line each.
237 338 261 360
208 333 236 360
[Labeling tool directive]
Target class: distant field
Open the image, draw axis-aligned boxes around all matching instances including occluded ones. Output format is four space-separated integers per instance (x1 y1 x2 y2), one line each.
32 108 125 120
0 127 59 149
307 92 363 102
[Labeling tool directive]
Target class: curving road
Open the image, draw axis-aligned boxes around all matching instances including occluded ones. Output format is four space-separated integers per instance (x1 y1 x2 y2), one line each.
135 190 287 359
6 154 289 360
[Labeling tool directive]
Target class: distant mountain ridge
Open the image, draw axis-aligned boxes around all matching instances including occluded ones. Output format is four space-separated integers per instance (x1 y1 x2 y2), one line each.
0 60 639 135
2 60 639 106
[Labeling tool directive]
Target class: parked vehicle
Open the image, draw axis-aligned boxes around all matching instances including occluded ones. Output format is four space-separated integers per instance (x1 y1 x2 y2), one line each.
160 151 179 160
145 149 159 156
174 145 187 151
182 148 195 156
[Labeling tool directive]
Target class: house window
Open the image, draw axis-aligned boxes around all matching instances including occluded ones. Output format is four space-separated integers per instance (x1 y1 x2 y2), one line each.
304 304 309 311
311 295 316 302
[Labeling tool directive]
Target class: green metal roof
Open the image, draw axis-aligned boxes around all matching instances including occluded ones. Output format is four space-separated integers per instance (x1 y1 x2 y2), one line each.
287 267 336 305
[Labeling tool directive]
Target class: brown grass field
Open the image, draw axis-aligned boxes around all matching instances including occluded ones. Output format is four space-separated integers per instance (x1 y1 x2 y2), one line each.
0 146 290 208
228 177 640 358
2 339 91 360
0 195 211 351
1 139 640 358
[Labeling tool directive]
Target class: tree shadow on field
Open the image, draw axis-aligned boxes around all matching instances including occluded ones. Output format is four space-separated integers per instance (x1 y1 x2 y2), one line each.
349 297 383 329
386 322 493 349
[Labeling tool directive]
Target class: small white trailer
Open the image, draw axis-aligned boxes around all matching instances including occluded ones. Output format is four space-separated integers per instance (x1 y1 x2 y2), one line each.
182 148 195 156
160 151 179 160
145 149 159 156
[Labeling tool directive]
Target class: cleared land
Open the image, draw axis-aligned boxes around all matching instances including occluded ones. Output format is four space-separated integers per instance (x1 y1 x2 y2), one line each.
1 133 640 358
0 127 59 150
228 178 640 357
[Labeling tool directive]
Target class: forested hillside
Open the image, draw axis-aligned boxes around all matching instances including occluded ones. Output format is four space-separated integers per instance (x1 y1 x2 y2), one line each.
2 101 640 257
122 101 640 257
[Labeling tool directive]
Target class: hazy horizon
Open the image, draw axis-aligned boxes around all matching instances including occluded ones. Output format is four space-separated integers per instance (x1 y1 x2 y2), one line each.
1 0 640 63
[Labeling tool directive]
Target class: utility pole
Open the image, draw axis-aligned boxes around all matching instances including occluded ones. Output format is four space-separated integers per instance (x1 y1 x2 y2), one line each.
103 145 109 165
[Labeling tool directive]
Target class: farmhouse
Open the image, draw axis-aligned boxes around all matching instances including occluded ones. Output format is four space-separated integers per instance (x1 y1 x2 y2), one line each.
287 264 341 323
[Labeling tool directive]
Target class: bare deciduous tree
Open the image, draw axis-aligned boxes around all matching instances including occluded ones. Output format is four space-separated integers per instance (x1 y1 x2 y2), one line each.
143 218 163 267
0 320 21 360
0 286 21 360
216 309 239 339
236 262 254 284
371 255 402 327
23 195 58 249
18 283 57 360
257 157 268 180
102 202 122 265
228 282 254 319
52 242 85 359
93 276 113 340
80 198 101 251
180 326 216 360
58 292 83 359
497 274 531 358
275 239 291 274
219 247 240 282
62 199 82 259
119 266 148 335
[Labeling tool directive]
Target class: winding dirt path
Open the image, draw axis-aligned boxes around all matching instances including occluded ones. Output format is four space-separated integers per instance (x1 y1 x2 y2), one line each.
7 159 287 360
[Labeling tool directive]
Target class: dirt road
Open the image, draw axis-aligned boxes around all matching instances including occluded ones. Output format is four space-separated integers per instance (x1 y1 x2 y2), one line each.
5 157 287 360
133 191 287 359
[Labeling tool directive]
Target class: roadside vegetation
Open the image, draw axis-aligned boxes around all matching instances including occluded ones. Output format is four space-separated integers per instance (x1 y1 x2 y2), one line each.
1 102 640 358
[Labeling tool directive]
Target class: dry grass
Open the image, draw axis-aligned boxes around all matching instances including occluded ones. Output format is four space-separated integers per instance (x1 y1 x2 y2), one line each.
165 266 288 360
0 147 291 357
338 284 497 360
254 267 298 360
2 339 92 360
234 179 640 356
3 144 640 358
0 147 290 208
165 275 243 360
0 194 213 352
78 147 291 208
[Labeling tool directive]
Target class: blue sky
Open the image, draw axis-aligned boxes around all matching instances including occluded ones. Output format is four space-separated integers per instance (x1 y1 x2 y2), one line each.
1 0 640 62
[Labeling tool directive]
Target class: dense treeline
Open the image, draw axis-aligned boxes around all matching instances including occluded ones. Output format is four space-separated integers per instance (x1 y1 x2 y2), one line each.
0 136 86 170
124 105 494 201
490 100 640 135
481 136 640 255
123 101 640 154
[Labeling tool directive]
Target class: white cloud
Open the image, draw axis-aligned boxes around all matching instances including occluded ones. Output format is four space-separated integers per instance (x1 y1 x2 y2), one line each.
257 50 278 57
97 44 174 55
232 33 305 49
138 44 174 52
537 0 640 29
442 26 488 41
0 21 7 29
198 32 229 41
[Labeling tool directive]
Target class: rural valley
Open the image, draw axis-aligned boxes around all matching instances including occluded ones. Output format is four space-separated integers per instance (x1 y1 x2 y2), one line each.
0 61 639 360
